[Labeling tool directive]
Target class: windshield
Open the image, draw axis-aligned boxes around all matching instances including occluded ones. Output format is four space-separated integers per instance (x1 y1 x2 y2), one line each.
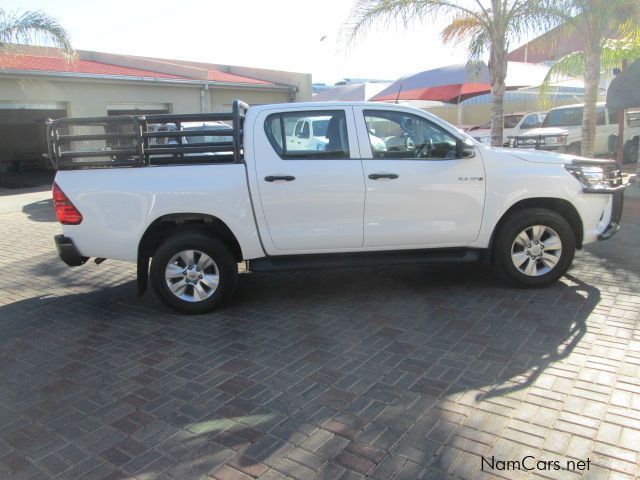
312 119 330 137
542 107 583 127
504 114 524 129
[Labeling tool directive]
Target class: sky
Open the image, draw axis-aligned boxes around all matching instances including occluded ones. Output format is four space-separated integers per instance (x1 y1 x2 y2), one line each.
2 0 533 84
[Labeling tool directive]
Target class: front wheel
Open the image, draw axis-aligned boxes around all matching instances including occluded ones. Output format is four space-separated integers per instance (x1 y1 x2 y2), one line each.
493 209 576 287
150 232 238 314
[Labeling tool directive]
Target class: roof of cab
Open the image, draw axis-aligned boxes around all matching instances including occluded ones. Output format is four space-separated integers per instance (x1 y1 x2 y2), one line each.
249 101 425 112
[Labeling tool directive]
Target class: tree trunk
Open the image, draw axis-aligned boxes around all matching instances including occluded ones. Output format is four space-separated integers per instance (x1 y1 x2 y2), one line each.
581 46 601 157
490 42 507 147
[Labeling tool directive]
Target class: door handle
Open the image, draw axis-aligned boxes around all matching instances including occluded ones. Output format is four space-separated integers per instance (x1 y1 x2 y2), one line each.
368 173 399 180
265 175 296 182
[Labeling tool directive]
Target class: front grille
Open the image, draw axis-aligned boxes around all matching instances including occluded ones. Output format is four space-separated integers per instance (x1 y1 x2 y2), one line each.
603 164 623 187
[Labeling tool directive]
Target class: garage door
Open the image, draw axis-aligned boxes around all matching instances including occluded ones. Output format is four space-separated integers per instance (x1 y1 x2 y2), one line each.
0 102 67 171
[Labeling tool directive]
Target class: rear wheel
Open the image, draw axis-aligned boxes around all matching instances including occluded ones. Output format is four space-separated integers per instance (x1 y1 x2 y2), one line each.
150 232 237 314
493 209 575 287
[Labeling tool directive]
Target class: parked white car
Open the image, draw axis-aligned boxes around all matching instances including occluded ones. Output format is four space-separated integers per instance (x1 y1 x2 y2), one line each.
471 111 547 146
511 102 640 162
290 115 387 153
48 100 629 313
287 116 331 151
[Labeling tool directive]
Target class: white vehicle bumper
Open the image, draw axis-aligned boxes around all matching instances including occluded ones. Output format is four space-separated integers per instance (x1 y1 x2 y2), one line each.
579 185 627 245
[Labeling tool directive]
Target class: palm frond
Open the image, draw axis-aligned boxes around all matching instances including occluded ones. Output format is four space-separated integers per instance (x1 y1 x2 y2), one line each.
538 31 640 109
0 9 74 60
466 58 486 82
600 35 640 70
441 14 483 46
505 0 564 47
538 51 585 108
342 0 487 47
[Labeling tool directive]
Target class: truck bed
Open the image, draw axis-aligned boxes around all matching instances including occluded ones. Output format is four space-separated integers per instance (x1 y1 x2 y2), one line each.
46 100 249 169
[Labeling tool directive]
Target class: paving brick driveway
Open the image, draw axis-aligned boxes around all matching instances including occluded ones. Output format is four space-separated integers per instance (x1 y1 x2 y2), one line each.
0 184 639 480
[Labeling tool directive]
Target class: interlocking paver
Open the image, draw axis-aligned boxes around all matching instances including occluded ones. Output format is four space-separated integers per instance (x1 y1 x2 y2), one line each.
1 186 640 479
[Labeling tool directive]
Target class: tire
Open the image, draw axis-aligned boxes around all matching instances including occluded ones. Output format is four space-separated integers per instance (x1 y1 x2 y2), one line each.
150 232 238 314
493 208 575 288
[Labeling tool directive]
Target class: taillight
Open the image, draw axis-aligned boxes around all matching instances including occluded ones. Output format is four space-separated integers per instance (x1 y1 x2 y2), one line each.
52 183 83 225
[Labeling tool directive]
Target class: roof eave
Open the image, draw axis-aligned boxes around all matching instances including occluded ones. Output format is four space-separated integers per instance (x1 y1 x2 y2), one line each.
0 69 295 91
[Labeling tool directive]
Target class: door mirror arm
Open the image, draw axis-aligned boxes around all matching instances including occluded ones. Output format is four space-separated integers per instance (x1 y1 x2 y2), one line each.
457 139 476 158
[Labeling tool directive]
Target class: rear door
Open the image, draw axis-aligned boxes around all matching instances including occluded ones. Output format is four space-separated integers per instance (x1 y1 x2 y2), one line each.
251 107 365 253
595 106 613 154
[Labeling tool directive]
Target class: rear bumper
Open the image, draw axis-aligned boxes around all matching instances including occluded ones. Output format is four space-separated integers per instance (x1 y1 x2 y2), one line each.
54 235 88 266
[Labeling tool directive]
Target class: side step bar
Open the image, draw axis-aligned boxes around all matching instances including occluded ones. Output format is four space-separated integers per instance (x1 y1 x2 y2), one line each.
248 248 483 273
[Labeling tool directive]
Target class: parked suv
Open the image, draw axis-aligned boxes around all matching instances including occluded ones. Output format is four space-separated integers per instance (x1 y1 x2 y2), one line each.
510 102 640 163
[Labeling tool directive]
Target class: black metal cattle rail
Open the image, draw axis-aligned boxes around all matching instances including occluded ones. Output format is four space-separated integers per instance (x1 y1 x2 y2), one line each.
46 99 249 169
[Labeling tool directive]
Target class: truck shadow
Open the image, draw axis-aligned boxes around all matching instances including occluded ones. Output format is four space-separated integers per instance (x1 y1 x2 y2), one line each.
21 198 56 222
0 261 599 479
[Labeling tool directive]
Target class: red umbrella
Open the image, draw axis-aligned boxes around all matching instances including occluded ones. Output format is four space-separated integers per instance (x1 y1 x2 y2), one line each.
371 62 549 104
373 82 492 103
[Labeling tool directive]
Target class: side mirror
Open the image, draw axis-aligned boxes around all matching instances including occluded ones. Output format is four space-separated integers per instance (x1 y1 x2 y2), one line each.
457 139 475 158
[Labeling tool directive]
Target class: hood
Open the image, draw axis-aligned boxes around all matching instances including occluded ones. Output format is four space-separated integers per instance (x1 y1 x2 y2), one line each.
471 128 490 137
492 147 575 164
494 147 615 165
520 126 570 137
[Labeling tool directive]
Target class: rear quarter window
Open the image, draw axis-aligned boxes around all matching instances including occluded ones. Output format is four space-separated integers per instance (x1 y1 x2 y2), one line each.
264 110 350 159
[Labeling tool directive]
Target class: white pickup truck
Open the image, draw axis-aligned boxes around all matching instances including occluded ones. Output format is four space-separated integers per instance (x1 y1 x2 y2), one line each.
48 100 628 314
469 111 547 146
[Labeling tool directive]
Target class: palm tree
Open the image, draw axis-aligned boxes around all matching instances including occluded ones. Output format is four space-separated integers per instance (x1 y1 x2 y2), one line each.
345 1 555 146
541 1 640 157
0 9 73 59
540 35 640 108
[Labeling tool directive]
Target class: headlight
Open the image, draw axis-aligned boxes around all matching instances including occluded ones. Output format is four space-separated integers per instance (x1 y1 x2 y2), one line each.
545 135 568 145
565 165 608 189
473 136 491 144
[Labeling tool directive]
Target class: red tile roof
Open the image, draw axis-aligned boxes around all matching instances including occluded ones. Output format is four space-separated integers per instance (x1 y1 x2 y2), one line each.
206 69 271 84
0 54 274 85
0 54 189 79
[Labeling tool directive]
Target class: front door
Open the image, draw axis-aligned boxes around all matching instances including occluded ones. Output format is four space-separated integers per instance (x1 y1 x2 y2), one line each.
252 107 365 253
354 107 485 248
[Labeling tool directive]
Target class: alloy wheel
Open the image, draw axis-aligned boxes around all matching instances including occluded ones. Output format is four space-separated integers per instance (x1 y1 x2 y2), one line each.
510 225 563 277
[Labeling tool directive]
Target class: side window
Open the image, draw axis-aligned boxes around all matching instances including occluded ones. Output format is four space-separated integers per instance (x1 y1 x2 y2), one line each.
294 121 310 139
520 114 540 130
597 107 606 126
363 110 459 160
264 111 350 159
